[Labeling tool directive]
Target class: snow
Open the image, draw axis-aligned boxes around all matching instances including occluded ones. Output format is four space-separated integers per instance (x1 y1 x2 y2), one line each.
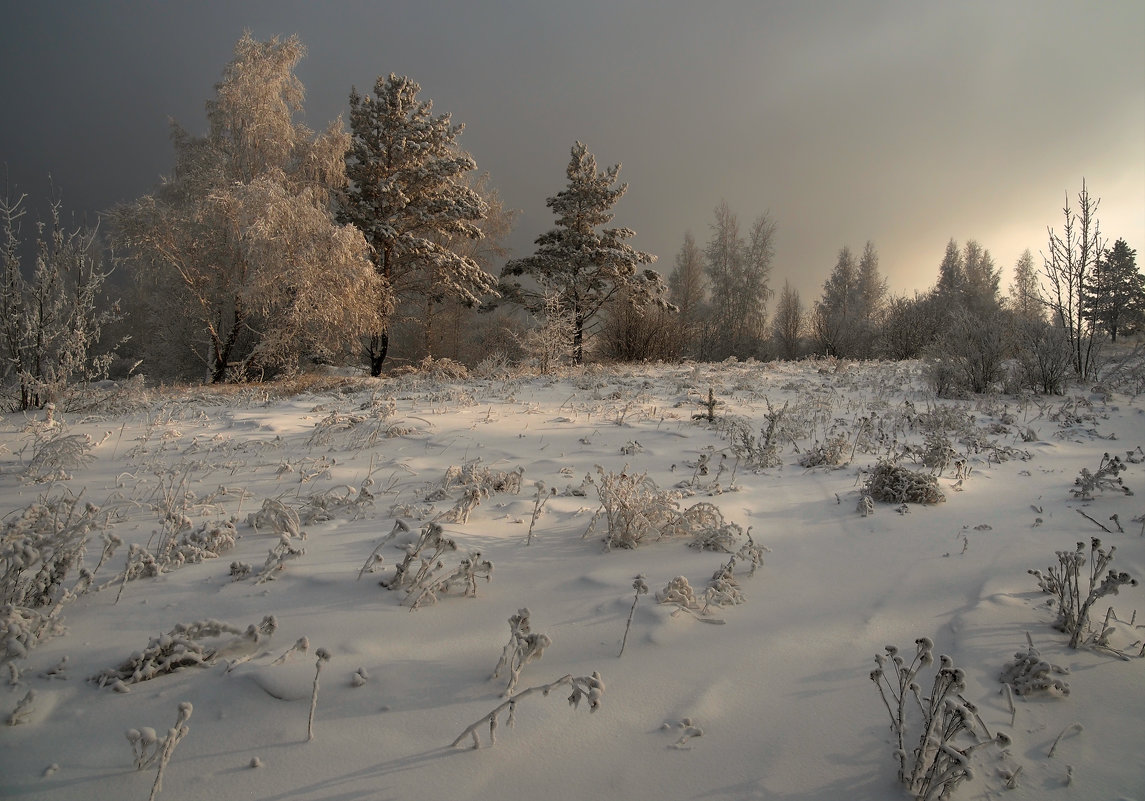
2 359 1143 801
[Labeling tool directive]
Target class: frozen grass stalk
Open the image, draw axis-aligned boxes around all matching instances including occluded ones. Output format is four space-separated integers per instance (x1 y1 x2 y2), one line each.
451 672 604 749
124 701 191 801
308 648 331 742
619 574 649 657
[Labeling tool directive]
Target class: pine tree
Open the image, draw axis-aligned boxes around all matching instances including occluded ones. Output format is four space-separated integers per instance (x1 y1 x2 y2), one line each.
961 239 1001 317
771 280 804 360
500 142 663 364
341 74 495 375
1084 238 1142 342
813 246 859 357
855 241 888 357
934 238 965 310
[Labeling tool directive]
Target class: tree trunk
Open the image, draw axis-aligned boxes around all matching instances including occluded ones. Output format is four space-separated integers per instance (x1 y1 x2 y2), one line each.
368 330 389 377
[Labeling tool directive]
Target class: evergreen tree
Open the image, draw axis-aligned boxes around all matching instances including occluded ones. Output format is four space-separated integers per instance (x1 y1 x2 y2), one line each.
341 74 494 374
500 142 664 364
771 280 804 360
813 246 859 357
933 238 965 309
961 239 1001 317
855 240 888 357
1083 238 1142 342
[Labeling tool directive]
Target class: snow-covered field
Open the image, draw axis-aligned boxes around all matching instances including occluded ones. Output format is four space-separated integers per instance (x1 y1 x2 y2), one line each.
2 359 1143 801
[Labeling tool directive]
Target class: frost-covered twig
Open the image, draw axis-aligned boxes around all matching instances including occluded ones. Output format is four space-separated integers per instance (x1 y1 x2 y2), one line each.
619 575 648 658
491 608 551 695
1029 538 1138 648
356 520 410 580
525 482 555 546
450 672 605 749
307 648 331 742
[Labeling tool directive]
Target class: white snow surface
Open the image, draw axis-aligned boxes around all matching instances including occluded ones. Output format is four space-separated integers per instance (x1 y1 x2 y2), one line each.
2 359 1143 801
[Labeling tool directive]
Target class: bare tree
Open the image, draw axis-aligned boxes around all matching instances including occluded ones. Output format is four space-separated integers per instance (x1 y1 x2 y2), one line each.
1 188 120 409
1042 180 1105 380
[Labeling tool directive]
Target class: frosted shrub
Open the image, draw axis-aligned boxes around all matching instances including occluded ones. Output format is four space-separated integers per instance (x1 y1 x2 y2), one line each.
1 602 67 660
2 492 109 608
1070 453 1132 500
247 497 303 539
126 701 192 801
451 672 605 749
865 462 945 505
1029 538 1138 649
999 644 1070 697
22 430 96 482
378 522 494 609
798 434 849 468
871 639 1004 800
656 575 701 611
719 401 787 469
491 608 551 695
584 467 681 550
92 616 277 689
305 397 401 450
254 533 306 584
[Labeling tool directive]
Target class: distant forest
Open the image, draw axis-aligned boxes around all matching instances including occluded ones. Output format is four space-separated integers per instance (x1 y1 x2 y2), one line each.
2 33 1142 409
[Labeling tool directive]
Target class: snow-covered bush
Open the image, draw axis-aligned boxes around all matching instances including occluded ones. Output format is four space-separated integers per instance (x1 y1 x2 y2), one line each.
491 608 551 695
1070 453 1132 500
1 492 110 610
865 462 945 505
1029 538 1138 649
871 639 1005 800
584 467 681 550
92 616 277 689
22 430 96 482
999 644 1070 697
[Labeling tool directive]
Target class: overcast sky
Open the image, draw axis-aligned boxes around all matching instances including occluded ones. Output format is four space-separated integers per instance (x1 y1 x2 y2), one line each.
1 0 1142 303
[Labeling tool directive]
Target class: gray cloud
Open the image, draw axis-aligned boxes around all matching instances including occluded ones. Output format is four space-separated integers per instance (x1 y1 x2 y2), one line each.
2 0 1141 303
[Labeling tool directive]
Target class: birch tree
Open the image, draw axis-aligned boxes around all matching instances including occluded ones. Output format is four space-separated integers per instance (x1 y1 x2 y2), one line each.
1042 180 1105 380
113 33 386 382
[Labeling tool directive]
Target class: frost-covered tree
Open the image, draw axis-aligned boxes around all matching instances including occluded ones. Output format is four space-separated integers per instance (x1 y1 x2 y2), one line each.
1043 180 1105 379
854 241 888 357
1 189 120 409
1083 238 1142 342
813 246 860 357
113 33 386 382
961 239 1001 317
501 142 664 364
341 74 496 374
667 231 707 356
934 238 964 310
703 202 774 359
771 280 804 360
1008 248 1043 324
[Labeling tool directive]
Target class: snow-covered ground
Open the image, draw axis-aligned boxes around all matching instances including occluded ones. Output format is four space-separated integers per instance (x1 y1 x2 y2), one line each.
2 359 1143 801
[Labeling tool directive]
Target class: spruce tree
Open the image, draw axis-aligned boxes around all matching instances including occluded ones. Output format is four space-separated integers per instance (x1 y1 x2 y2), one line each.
501 142 663 364
1084 238 1142 342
